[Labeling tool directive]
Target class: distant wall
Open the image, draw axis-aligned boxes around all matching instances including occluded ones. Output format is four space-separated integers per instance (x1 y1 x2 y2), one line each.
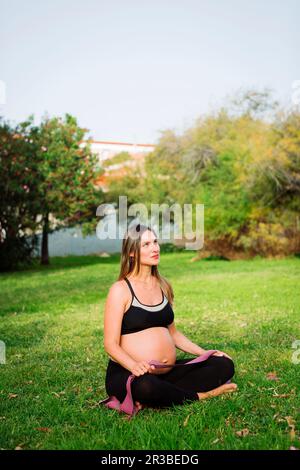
34 226 121 256
33 223 175 257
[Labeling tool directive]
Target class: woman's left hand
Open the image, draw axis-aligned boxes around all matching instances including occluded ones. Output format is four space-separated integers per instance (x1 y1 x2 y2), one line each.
212 350 233 360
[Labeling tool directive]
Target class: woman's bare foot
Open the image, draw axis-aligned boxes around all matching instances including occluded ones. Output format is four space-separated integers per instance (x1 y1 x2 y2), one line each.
134 384 238 410
197 382 238 400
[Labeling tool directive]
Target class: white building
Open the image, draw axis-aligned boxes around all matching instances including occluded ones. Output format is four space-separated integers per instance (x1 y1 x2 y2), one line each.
82 139 156 192
90 139 155 162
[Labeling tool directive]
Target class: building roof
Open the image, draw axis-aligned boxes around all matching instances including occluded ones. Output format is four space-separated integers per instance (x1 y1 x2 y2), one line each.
91 140 155 148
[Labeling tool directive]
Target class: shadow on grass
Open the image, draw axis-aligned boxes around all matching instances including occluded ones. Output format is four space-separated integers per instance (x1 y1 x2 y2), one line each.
1 253 299 280
0 254 121 279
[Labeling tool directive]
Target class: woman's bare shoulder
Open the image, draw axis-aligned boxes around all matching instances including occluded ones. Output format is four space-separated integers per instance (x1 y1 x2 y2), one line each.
107 279 130 300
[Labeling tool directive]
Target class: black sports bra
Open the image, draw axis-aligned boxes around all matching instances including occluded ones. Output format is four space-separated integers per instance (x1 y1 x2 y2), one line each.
120 277 174 335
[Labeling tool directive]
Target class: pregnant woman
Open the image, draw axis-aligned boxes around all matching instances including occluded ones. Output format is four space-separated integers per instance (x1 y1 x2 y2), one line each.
103 223 237 415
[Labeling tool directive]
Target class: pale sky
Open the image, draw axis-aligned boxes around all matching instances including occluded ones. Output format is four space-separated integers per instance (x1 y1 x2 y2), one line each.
1 0 299 144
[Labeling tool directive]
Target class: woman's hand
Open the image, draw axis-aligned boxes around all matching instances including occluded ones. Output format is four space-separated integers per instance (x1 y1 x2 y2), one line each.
212 350 233 360
131 360 156 377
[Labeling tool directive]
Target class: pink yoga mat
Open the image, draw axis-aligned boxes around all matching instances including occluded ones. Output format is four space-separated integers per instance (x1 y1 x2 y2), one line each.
99 349 231 419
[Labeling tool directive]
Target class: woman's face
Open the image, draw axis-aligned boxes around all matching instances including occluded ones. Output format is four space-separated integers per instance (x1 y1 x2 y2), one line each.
132 230 160 266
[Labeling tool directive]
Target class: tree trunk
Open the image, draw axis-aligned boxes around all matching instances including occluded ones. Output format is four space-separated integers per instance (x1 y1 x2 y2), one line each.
41 213 49 265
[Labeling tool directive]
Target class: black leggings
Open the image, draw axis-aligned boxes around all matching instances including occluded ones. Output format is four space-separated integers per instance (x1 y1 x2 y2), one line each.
105 356 235 409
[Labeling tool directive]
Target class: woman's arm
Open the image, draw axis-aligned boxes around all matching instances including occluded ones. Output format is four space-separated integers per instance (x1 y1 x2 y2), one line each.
172 329 206 355
105 343 136 373
168 322 232 359
103 282 136 372
173 331 232 359
168 321 206 355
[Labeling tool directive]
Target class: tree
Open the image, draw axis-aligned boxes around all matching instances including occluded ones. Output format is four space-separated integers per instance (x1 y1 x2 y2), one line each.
102 87 300 257
226 86 279 121
34 113 104 265
267 109 300 210
0 116 41 270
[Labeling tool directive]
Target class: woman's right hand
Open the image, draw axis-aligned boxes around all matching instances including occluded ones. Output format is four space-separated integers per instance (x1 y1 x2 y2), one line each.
131 360 156 376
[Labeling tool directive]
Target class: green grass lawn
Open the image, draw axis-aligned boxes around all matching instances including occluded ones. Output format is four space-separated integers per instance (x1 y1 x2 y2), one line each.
0 253 299 450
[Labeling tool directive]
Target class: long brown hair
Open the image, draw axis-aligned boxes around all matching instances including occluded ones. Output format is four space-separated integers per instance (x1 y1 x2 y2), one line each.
117 223 174 306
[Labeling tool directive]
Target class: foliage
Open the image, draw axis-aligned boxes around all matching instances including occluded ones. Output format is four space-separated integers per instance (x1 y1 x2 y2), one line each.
0 113 104 269
0 116 41 270
102 151 132 168
105 89 300 257
35 113 103 230
159 242 186 253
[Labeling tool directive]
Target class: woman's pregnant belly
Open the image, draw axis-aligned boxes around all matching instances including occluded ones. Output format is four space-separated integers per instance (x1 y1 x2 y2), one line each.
119 327 177 374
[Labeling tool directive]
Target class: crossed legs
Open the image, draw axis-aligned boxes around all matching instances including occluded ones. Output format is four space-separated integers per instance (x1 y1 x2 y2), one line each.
131 356 237 409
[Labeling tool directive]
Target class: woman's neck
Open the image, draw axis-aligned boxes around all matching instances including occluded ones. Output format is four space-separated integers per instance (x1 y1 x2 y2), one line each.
128 271 154 284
